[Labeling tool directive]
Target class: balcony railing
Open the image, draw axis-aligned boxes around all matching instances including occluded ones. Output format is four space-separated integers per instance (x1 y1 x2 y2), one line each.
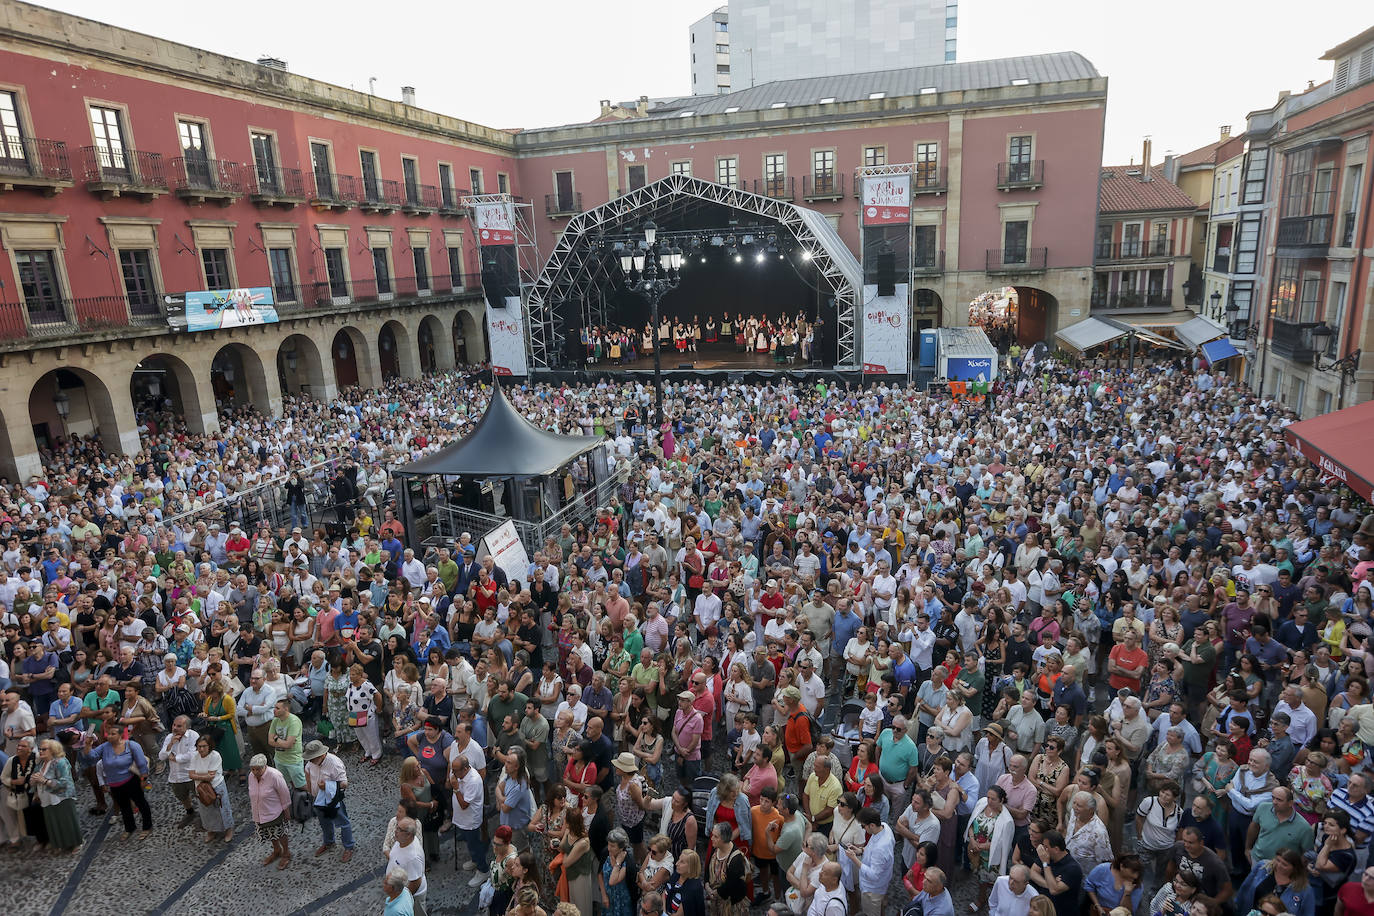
912 251 945 275
402 184 441 214
802 172 845 201
996 160 1044 190
276 273 476 312
250 166 308 206
986 247 1048 273
545 191 582 216
0 296 151 341
754 176 795 201
0 138 74 191
360 177 403 212
912 167 948 194
81 146 168 198
1090 291 1174 310
1341 210 1358 248
1270 318 1319 363
1095 238 1174 261
170 156 248 202
1276 214 1333 255
439 187 471 215
310 171 361 208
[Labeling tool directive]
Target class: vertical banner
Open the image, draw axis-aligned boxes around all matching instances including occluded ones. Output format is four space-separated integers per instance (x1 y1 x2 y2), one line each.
474 201 515 245
861 174 911 226
862 283 910 374
486 295 529 376
478 519 530 589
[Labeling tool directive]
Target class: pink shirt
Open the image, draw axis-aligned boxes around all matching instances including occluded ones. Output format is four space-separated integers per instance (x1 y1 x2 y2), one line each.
673 709 703 761
996 773 1038 827
248 766 291 824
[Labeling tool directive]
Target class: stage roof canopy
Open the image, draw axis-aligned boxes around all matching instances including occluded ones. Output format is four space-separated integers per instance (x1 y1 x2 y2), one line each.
1283 400 1374 502
394 384 602 479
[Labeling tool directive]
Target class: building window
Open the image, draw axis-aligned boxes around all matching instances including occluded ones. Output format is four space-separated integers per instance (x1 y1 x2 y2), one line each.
201 248 232 289
716 20 727 31
1003 221 1029 262
716 43 728 53
764 153 786 196
627 164 646 191
177 120 212 188
812 150 835 192
15 250 64 324
268 247 296 301
863 146 886 168
670 161 692 177
915 142 939 188
1235 214 1261 273
717 156 738 186
250 131 278 191
914 225 938 268
1095 225 1112 259
1299 275 1322 324
359 150 380 200
497 173 509 195
1121 223 1142 258
1007 136 1033 182
322 248 347 298
1241 148 1269 205
310 142 333 196
413 248 430 291
469 168 482 194
438 163 455 207
717 64 730 74
89 105 128 174
402 157 420 204
1326 281 1348 354
119 249 159 316
0 91 26 166
447 246 463 282
1271 257 1299 322
1230 281 1253 325
1146 269 1165 300
372 247 392 295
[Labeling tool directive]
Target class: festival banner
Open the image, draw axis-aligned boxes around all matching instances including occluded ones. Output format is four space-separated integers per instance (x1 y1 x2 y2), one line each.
474 201 515 246
861 283 909 374
486 295 529 376
861 174 911 226
170 287 278 331
478 519 530 590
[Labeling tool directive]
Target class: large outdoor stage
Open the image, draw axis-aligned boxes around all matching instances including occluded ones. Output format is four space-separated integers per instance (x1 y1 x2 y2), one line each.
595 341 819 372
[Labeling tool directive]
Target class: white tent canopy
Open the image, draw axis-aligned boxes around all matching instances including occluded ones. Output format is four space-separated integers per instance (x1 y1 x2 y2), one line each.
1174 314 1229 350
1056 316 1189 353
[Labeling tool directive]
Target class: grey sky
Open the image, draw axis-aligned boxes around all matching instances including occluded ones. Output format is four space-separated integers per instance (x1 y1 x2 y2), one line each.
35 0 1362 166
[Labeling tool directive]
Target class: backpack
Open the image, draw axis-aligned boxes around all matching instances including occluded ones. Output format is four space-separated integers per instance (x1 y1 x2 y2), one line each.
291 786 317 824
789 710 823 748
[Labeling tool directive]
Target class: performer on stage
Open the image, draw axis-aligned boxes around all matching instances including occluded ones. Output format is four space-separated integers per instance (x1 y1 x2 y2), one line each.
704 316 717 343
641 324 654 355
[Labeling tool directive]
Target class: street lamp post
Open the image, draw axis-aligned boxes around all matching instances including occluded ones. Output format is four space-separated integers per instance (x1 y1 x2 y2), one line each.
617 220 682 432
1209 289 1221 321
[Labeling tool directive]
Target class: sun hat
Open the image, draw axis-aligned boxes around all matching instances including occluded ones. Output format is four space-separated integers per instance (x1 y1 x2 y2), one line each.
612 752 640 773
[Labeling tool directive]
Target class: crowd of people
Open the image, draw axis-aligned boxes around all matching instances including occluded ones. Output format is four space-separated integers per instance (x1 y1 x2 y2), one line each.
581 313 817 365
1 354 1374 916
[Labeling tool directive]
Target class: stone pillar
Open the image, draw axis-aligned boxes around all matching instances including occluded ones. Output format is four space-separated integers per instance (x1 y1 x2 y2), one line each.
94 365 143 457
3 418 43 483
431 315 457 373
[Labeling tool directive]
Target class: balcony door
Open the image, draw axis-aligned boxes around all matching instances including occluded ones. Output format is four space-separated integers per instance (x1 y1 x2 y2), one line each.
16 250 65 324
1121 223 1142 258
1007 135 1032 183
178 120 211 188
251 132 278 192
310 142 333 197
555 170 574 212
89 105 128 177
0 91 27 174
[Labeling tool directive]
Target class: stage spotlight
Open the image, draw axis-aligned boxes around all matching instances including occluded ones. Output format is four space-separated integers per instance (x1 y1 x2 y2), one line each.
801 250 813 261
755 251 766 263
726 235 737 247
710 235 724 247
700 256 708 263
734 253 743 263
741 234 755 246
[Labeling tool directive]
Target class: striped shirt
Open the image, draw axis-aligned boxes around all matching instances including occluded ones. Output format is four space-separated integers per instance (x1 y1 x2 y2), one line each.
1329 787 1374 848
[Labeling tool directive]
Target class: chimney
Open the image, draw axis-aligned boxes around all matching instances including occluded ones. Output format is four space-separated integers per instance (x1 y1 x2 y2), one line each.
1141 137 1152 181
256 56 288 71
636 95 650 117
599 99 613 117
1220 125 1231 140
1162 154 1179 182
401 86 416 106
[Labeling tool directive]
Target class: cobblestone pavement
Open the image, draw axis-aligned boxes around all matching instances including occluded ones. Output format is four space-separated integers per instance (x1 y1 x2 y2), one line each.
4 732 990 916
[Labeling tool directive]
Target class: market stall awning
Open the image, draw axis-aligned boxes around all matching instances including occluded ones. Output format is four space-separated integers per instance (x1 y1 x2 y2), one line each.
1200 338 1240 364
1056 317 1125 352
1176 314 1229 350
1283 401 1374 501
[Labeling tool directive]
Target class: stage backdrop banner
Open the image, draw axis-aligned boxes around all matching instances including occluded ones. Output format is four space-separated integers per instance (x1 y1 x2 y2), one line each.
487 295 529 375
478 519 529 590
861 283 909 374
474 201 515 246
861 175 911 226
171 287 278 331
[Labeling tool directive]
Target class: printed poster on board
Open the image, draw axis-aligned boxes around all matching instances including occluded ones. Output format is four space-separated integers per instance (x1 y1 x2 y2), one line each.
861 283 909 374
474 201 515 246
171 287 279 331
861 174 911 226
486 295 529 376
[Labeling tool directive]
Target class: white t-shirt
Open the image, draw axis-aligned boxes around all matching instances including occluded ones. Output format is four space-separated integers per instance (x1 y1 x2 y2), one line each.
388 835 428 897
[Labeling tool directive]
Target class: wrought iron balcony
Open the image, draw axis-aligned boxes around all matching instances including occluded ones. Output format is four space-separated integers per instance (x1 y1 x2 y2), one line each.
754 176 795 201
81 146 168 199
310 171 361 209
545 191 582 216
1090 291 1173 310
996 160 1044 191
1275 214 1333 256
986 247 1048 273
0 138 73 194
1094 238 1174 261
912 167 948 194
439 186 471 216
277 273 476 311
250 166 307 207
360 177 403 212
0 296 145 341
1270 318 1319 364
170 157 248 204
802 172 845 201
912 251 945 275
402 184 441 214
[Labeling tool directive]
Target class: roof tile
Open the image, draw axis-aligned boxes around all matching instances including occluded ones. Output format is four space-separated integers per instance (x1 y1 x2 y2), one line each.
1098 165 1198 214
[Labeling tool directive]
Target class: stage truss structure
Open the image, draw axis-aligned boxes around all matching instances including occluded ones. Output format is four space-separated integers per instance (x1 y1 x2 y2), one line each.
855 163 919 380
527 174 862 370
461 193 544 370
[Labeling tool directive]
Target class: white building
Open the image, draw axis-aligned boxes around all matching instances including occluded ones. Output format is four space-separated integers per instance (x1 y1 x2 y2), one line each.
689 6 732 95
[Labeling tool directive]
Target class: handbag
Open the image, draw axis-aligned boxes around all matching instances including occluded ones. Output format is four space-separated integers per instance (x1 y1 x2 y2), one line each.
195 780 218 807
784 887 806 915
347 710 368 728
317 718 335 738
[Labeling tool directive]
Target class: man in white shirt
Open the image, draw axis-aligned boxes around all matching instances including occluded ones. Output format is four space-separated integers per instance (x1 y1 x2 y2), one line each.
953 600 980 654
988 865 1038 916
158 715 201 828
845 807 894 916
386 817 429 915
871 560 897 623
692 581 723 636
797 658 826 717
1273 686 1319 747
806 861 847 916
450 753 487 884
400 550 428 590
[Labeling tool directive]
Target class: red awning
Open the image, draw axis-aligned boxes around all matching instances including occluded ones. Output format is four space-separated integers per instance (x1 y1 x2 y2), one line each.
1283 400 1374 501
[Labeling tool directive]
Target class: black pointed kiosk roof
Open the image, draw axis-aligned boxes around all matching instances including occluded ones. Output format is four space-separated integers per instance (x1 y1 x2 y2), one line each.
393 383 602 479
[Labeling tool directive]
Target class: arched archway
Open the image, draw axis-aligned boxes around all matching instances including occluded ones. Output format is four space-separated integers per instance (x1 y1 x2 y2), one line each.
331 327 372 390
1010 286 1058 345
211 343 272 412
913 289 943 332
378 319 415 379
417 315 439 374
30 368 121 452
453 310 487 365
277 334 329 398
967 286 1058 348
131 353 207 435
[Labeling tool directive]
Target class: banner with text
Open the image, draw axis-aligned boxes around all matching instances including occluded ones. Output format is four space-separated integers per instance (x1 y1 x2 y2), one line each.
478 519 530 590
861 174 911 226
861 283 909 374
486 295 529 376
474 201 516 246
171 287 278 331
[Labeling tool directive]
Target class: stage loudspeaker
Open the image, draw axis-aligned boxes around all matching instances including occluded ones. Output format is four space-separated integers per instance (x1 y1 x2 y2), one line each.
876 252 897 297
